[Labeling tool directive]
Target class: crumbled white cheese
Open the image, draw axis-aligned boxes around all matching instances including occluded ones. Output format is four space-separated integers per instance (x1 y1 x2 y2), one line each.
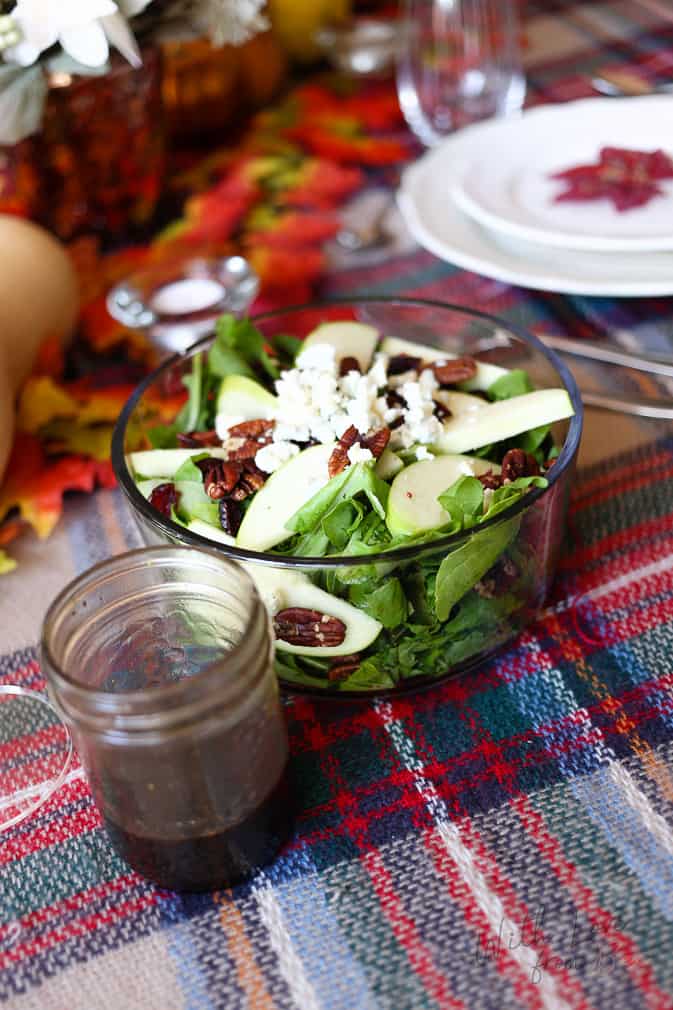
266 340 447 458
255 440 300 474
415 445 434 461
295 342 336 371
214 413 244 440
347 444 374 465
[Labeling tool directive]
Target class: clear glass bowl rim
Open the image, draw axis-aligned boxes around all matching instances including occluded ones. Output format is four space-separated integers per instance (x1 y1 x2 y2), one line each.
111 296 584 570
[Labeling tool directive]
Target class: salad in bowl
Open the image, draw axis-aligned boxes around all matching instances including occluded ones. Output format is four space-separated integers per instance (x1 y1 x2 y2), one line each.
112 298 582 695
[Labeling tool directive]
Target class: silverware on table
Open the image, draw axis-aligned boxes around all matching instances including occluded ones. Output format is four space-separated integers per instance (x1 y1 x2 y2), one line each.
578 391 673 420
591 74 673 97
536 332 673 378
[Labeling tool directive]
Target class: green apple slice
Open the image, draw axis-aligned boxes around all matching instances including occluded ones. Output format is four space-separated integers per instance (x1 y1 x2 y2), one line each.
387 454 499 537
216 374 277 420
183 527 383 657
375 447 404 481
187 518 235 546
380 335 508 392
236 442 334 551
129 447 230 480
434 390 488 418
302 321 379 371
434 388 574 455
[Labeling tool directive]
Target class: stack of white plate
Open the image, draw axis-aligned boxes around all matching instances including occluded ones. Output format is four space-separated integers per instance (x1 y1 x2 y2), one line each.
397 95 673 297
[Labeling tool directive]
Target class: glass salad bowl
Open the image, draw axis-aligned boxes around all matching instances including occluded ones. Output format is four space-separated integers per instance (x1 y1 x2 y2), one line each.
111 297 583 697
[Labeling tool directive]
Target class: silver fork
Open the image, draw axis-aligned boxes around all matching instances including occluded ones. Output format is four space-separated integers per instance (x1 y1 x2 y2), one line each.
535 333 673 419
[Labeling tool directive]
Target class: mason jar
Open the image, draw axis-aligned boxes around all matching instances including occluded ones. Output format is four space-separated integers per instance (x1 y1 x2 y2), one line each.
41 546 291 892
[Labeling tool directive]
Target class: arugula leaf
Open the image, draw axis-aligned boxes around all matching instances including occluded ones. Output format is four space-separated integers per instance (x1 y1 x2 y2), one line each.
434 517 519 621
210 315 279 381
285 468 350 533
487 369 534 401
348 578 408 628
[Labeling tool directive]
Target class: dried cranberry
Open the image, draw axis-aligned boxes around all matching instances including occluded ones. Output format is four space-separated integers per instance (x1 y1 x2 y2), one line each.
387 353 422 376
219 499 242 536
149 482 180 518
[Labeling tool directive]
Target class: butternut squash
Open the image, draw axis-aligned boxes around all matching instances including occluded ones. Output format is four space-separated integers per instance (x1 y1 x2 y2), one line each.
0 216 79 483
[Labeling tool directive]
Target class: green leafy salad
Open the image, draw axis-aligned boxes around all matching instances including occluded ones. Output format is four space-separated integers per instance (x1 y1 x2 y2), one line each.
127 314 574 691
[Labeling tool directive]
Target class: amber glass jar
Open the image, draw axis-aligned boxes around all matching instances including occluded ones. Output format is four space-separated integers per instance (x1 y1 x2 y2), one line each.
41 546 292 891
0 48 165 240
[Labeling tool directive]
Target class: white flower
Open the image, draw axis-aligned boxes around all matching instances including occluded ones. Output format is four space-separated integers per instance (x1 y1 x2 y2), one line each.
4 0 153 69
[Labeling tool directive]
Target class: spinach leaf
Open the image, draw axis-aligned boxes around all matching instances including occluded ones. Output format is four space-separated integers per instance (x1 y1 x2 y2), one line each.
434 517 519 621
148 352 209 447
286 462 389 535
348 578 408 628
285 468 351 533
438 475 484 525
210 315 279 380
487 369 533 401
322 499 364 550
481 476 547 522
272 333 302 366
173 454 208 483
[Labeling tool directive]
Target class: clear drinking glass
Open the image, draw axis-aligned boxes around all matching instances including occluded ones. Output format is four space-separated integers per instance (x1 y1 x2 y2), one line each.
41 546 291 891
397 0 526 146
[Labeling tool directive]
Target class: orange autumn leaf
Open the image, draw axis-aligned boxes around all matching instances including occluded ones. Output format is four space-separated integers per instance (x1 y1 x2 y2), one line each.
0 433 99 539
284 122 407 165
0 551 16 574
279 159 364 209
245 208 339 247
17 377 136 433
247 245 325 291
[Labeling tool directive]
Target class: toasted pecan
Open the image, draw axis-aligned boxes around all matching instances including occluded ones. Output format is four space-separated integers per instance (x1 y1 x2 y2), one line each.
431 356 477 386
273 609 347 647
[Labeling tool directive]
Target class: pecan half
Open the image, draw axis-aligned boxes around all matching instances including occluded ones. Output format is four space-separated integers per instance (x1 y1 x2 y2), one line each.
361 426 390 458
218 498 242 536
388 353 422 375
431 356 477 386
339 355 361 377
195 458 242 500
328 424 390 478
478 470 504 491
230 460 267 501
328 425 360 478
273 609 346 647
328 654 361 682
177 429 222 449
227 419 275 440
501 448 540 482
149 482 180 518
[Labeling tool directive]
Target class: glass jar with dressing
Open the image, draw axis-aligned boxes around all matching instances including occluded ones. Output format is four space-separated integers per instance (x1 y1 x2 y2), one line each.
41 546 291 892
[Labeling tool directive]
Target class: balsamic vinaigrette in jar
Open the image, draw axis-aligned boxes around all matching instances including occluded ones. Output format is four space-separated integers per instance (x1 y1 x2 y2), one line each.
41 547 294 893
103 768 291 892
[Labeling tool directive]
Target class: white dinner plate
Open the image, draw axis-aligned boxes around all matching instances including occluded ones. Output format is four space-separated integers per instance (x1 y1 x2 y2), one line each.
449 96 673 253
397 129 673 297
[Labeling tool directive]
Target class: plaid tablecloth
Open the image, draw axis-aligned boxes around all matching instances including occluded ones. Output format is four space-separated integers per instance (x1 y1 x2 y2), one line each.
3 3 673 1008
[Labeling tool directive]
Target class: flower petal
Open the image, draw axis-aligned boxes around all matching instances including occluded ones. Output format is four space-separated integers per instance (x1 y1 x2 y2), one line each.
59 20 109 67
101 12 141 67
115 0 153 15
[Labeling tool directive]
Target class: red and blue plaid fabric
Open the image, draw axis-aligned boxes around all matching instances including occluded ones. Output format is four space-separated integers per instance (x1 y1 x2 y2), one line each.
3 2 673 1007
